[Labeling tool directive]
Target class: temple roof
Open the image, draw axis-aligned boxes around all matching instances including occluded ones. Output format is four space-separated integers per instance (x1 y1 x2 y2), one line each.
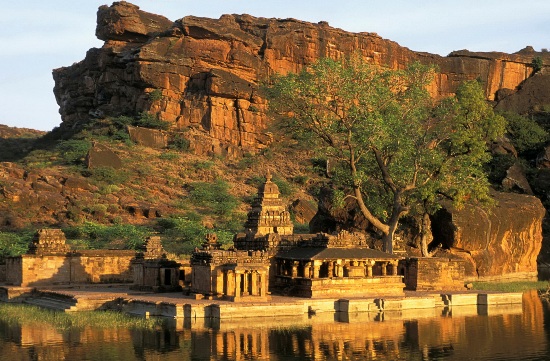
277 247 402 261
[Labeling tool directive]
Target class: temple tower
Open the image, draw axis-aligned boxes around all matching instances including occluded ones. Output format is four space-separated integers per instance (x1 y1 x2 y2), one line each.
244 171 293 236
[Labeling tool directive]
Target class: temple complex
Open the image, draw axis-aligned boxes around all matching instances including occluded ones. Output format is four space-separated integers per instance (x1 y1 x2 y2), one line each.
190 172 405 300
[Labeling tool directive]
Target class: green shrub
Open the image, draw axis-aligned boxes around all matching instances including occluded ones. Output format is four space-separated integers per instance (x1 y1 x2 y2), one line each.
63 222 151 250
272 175 293 197
292 175 309 185
159 152 179 161
192 160 215 170
0 232 32 259
236 153 258 169
135 112 170 130
157 215 239 255
168 134 190 151
56 139 92 164
85 166 130 185
189 180 239 216
532 57 544 73
503 112 548 153
149 89 163 101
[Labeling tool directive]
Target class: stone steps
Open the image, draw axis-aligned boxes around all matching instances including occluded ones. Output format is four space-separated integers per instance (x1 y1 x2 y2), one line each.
24 295 78 312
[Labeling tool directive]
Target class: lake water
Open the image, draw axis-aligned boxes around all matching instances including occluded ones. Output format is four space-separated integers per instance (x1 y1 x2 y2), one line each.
0 291 548 360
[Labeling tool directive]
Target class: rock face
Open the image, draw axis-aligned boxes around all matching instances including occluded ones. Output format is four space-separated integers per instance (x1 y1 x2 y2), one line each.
431 191 545 280
53 1 549 155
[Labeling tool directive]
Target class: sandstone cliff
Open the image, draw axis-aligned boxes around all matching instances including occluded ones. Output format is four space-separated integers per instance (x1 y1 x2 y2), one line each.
431 191 546 281
53 1 549 155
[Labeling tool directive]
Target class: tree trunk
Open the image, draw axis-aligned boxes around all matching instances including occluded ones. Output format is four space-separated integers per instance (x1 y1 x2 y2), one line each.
420 212 434 257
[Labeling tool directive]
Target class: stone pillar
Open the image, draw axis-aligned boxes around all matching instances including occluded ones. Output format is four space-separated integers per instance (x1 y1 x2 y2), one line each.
381 262 388 276
327 262 334 278
304 262 312 278
337 261 344 278
243 272 249 296
226 270 235 296
312 261 320 279
251 271 258 296
291 262 298 278
260 272 267 297
235 272 241 299
366 261 373 277
391 261 399 276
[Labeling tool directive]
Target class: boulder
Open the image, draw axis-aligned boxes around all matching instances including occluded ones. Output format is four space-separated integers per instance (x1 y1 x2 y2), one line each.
502 162 534 195
85 143 122 169
431 191 545 280
127 126 168 148
537 145 550 169
290 199 318 225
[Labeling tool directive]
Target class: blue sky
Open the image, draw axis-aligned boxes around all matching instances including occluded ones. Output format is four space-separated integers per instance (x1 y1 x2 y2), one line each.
1 0 549 131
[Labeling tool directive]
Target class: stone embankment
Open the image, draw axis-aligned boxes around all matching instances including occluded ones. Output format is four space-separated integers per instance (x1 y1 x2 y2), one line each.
0 285 524 320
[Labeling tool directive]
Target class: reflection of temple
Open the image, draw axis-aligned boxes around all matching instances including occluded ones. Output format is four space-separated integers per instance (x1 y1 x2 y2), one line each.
191 172 404 300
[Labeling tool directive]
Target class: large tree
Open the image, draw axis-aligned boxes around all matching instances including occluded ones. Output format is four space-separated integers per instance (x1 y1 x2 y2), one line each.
265 56 506 254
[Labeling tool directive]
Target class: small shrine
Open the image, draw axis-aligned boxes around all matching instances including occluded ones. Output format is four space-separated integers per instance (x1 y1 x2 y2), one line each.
132 236 182 291
191 234 271 302
27 229 71 256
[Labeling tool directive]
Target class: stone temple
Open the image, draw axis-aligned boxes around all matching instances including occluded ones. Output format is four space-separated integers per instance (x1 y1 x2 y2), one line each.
190 172 405 301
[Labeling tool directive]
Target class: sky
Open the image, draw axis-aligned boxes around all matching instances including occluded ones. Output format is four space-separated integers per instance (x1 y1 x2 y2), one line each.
1 0 549 132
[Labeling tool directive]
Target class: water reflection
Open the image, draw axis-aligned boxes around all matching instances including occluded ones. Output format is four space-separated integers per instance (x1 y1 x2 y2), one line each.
0 291 548 361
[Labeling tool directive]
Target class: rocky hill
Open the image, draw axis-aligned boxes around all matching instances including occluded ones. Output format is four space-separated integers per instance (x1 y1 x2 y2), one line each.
53 1 549 156
1 1 549 281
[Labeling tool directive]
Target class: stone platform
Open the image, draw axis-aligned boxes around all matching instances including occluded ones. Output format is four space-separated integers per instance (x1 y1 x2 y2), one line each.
0 284 526 321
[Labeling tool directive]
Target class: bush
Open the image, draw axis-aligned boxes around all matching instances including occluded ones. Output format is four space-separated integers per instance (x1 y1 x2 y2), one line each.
168 134 190 151
135 112 170 130
157 215 240 255
0 232 32 259
236 153 258 169
63 222 151 250
532 57 544 73
503 112 548 154
272 175 293 197
85 166 130 185
56 139 92 164
159 152 179 161
149 89 163 102
189 180 239 216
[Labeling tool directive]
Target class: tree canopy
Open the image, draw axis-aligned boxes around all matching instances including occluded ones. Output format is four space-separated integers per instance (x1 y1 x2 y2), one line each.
265 56 506 253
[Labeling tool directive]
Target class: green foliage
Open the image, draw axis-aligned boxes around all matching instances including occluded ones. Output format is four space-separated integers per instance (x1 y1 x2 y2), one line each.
236 153 258 169
272 175 293 197
85 166 130 185
192 160 215 170
63 222 151 250
265 55 506 250
292 175 309 185
157 216 238 255
110 112 170 133
532 57 544 73
149 89 163 101
188 180 239 216
503 111 548 154
159 152 180 161
168 134 190 151
135 112 170 130
56 139 91 164
0 231 32 259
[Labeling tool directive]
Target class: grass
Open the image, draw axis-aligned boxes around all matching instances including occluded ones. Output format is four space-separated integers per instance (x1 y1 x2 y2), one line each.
471 281 550 292
0 303 163 330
